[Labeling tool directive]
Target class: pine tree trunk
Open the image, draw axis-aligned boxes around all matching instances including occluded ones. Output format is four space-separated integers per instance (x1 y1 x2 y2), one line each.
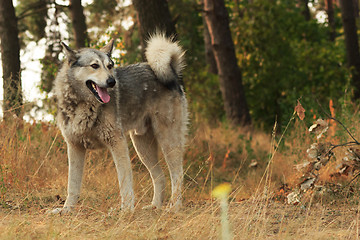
299 0 311 21
69 0 89 48
132 0 176 58
0 0 22 118
204 0 251 126
340 0 360 99
326 0 336 41
203 14 218 75
40 5 62 93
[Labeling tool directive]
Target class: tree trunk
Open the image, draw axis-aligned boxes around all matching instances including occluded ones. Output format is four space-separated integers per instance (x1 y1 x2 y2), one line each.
40 4 62 93
202 14 218 74
354 0 359 19
132 0 176 57
0 0 22 118
69 0 89 48
204 0 251 126
326 0 336 41
340 0 360 99
299 0 311 21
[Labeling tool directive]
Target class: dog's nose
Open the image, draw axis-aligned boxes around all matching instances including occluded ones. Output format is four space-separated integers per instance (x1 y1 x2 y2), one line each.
106 78 116 88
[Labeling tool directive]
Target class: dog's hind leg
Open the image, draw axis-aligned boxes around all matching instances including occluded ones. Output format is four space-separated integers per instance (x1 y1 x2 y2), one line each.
130 128 166 209
109 136 135 210
154 125 184 211
159 138 184 211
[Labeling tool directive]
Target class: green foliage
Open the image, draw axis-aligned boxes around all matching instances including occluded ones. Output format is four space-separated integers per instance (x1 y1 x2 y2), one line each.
40 55 60 93
118 29 143 64
0 164 8 199
170 0 205 68
185 68 225 124
12 0 356 131
231 0 351 129
90 32 127 65
87 0 118 26
169 0 227 123
16 0 47 42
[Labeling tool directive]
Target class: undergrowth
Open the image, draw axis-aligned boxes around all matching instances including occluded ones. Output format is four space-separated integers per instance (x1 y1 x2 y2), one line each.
1 104 360 239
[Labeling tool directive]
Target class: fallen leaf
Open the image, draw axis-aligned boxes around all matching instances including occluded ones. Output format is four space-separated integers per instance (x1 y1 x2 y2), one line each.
295 100 305 120
249 160 258 168
344 148 360 170
346 148 360 161
300 177 316 191
313 162 322 170
309 119 329 139
306 143 319 159
294 161 311 171
287 191 300 205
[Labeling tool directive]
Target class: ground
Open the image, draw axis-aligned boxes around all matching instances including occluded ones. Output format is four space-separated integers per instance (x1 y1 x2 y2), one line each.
1 198 359 239
1 120 360 239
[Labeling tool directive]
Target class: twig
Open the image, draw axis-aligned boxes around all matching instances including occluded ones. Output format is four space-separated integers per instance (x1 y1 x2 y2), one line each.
17 6 48 20
345 171 360 187
316 99 360 145
329 116 360 144
329 141 360 152
32 130 60 177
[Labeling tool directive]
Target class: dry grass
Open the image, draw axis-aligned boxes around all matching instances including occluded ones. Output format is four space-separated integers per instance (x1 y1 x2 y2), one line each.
1 116 360 239
1 201 359 239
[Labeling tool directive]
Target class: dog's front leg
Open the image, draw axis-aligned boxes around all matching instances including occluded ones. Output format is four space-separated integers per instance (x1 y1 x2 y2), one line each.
49 143 85 214
63 144 86 211
109 138 135 211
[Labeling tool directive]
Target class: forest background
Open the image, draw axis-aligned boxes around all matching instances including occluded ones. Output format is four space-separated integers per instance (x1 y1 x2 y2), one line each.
2 0 360 239
1 0 358 129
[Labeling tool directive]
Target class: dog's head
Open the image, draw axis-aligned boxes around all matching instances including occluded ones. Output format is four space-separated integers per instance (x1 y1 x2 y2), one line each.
61 40 116 104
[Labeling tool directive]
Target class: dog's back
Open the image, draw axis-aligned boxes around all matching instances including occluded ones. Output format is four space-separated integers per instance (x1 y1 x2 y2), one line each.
114 34 187 136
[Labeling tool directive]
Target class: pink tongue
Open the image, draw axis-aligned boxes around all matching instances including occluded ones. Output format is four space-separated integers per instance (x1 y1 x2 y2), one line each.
96 85 110 103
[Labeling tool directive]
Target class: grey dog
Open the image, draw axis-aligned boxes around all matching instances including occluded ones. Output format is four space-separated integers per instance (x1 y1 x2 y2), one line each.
51 33 187 214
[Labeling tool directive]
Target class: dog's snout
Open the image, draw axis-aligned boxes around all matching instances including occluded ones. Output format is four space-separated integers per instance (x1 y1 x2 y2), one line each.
106 78 116 88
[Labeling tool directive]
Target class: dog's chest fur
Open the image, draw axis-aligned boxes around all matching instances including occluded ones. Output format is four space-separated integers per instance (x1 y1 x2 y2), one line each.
58 96 118 149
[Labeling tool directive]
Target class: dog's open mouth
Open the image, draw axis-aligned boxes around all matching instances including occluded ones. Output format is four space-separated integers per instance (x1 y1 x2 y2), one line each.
86 80 111 103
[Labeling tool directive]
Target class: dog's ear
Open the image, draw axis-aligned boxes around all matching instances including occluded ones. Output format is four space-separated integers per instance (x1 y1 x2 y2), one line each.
100 39 114 57
61 42 77 64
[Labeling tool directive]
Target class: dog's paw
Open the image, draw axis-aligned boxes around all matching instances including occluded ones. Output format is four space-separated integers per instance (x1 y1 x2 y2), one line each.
46 208 62 215
46 206 73 215
168 202 182 212
120 197 135 212
142 204 160 211
120 205 135 212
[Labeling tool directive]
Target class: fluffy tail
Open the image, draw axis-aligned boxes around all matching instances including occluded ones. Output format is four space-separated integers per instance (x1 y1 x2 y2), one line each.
145 33 186 84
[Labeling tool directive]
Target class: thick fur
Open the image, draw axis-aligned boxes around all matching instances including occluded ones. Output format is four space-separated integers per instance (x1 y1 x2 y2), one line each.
145 33 185 83
52 34 187 213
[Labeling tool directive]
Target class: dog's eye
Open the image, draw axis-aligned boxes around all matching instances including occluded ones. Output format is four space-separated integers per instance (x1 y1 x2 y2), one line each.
91 64 99 69
108 65 113 70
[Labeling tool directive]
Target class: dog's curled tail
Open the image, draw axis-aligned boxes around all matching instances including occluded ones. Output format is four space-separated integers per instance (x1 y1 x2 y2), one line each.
145 33 185 84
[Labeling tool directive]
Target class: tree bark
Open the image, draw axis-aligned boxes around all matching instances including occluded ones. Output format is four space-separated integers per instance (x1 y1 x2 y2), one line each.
0 0 22 117
40 4 62 93
299 0 311 21
354 0 359 19
202 14 218 75
204 0 251 126
69 0 89 48
340 0 360 99
326 0 336 41
132 0 176 57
